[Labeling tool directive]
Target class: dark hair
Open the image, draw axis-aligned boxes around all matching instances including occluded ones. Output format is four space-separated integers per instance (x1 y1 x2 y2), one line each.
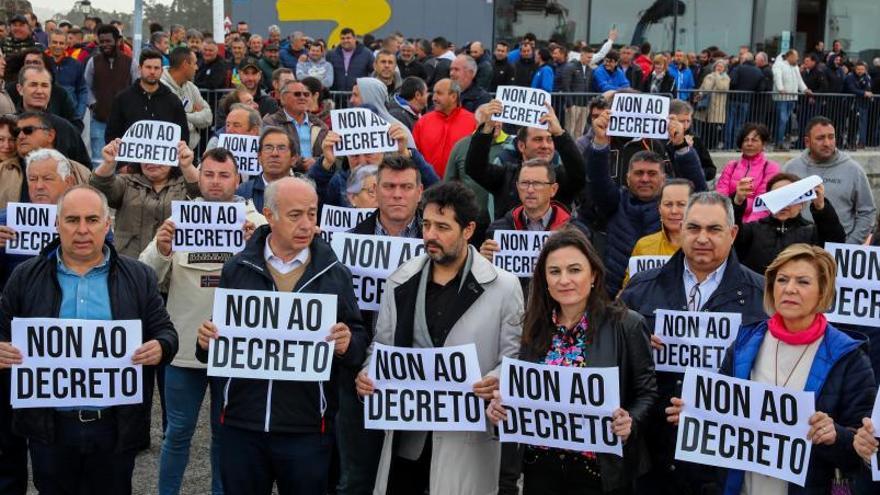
16 111 52 130
522 227 625 356
169 46 192 69
523 33 537 42
219 87 252 116
201 147 237 167
340 27 355 37
129 162 182 179
736 122 771 148
420 181 478 229
496 41 509 49
766 172 802 191
96 24 120 40
432 36 449 50
378 155 421 185
660 178 694 197
805 116 834 136
628 150 664 169
805 53 820 63
149 31 167 46
588 96 610 112
399 76 427 100
90 16 104 26
518 158 556 183
417 39 431 54
139 48 163 66
259 126 297 155
299 76 323 95
148 22 163 34
0 114 17 136
604 50 620 62
536 47 551 64
640 41 652 55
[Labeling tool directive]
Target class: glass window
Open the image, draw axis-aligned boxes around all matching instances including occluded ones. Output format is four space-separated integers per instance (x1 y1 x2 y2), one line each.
494 0 589 46
826 0 880 59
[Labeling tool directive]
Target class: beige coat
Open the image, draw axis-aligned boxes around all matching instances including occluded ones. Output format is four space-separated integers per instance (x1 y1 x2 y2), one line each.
366 246 523 495
91 172 200 258
696 71 730 124
139 198 266 368
0 157 91 208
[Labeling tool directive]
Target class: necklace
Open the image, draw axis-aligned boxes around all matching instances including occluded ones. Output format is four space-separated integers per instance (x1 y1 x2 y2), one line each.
774 339 813 387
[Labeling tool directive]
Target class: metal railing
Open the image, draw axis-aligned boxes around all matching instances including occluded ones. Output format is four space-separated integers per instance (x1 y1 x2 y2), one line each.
196 88 880 157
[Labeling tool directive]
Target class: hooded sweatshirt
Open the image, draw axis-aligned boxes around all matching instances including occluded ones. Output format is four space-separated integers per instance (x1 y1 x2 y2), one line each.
783 150 876 243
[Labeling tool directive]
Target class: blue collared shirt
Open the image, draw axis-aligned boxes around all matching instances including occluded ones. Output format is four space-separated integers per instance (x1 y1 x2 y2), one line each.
56 247 112 320
682 258 728 310
285 110 313 158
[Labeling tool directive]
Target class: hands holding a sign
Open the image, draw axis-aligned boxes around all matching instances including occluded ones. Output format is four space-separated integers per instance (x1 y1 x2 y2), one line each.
0 342 22 368
321 123 410 169
0 339 163 367
99 139 197 183
0 224 14 248
198 319 352 356
853 418 878 463
356 369 500 400
592 110 610 146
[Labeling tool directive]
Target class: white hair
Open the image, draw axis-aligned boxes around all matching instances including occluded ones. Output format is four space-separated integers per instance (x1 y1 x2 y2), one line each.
456 54 478 74
268 25 280 35
25 148 71 179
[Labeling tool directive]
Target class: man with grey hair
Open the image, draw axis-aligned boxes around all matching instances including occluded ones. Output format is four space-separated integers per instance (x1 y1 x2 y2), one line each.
412 78 476 176
196 176 366 494
280 30 308 71
205 102 262 150
450 54 490 112
621 190 765 495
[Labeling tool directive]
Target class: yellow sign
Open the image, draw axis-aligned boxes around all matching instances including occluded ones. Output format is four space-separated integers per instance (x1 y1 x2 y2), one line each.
276 0 392 47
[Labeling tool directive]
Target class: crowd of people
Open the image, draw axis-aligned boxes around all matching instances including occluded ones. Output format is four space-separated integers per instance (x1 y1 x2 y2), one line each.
0 12 877 495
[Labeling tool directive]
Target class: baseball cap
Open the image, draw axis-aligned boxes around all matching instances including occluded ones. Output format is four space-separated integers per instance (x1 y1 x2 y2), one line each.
239 56 261 71
8 14 28 24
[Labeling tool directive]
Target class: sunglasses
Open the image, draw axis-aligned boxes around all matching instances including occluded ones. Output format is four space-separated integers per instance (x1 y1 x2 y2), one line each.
286 91 311 97
14 125 49 136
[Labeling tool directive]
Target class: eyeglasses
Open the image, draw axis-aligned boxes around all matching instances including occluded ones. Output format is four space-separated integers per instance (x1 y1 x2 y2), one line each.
516 180 554 190
285 91 311 97
15 125 49 136
261 144 289 153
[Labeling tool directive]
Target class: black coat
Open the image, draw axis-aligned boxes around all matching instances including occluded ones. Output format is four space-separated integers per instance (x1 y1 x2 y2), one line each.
0 239 178 452
195 57 229 90
195 225 367 434
639 72 676 94
513 58 537 87
398 58 426 81
491 57 515 91
729 61 765 92
105 79 190 145
460 84 491 114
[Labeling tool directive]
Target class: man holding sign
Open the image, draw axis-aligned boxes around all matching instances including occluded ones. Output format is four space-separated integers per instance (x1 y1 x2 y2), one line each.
139 147 266 495
356 182 523 494
196 177 366 494
0 185 178 495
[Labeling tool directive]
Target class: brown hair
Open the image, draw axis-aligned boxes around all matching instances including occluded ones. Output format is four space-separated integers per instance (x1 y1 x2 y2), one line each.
763 244 836 315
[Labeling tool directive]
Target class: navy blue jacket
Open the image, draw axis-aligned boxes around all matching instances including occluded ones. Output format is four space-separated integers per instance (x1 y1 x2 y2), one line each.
235 176 267 212
719 321 876 494
326 43 374 91
51 56 88 118
729 61 765 92
844 72 873 100
582 143 707 297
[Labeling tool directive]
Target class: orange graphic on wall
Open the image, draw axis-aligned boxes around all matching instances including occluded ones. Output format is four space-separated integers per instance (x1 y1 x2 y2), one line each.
276 0 392 46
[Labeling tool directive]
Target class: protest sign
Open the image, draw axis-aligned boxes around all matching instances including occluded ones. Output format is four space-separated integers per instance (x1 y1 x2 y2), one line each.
10 318 143 408
364 343 486 431
492 230 550 278
171 201 246 254
498 358 623 455
492 85 550 129
330 233 425 311
5 203 57 256
607 93 670 140
825 242 880 326
652 310 740 373
318 205 376 243
117 120 181 166
627 255 671 279
218 134 261 176
331 108 398 157
871 388 880 480
675 369 814 486
753 175 822 214
208 288 338 381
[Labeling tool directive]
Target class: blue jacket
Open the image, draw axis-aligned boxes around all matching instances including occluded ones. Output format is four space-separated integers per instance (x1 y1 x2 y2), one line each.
668 63 695 100
51 57 87 118
719 321 876 495
591 66 630 92
235 176 267 212
279 42 307 72
582 143 707 297
530 64 555 92
844 72 873 100
326 43 374 91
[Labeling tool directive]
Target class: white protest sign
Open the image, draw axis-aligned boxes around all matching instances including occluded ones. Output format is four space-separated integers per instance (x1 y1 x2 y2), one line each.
627 255 671 279
492 85 550 129
208 288 338 381
492 230 551 278
653 310 740 373
870 388 880 480
10 318 143 408
753 175 823 214
607 93 670 140
825 243 880 326
498 358 623 455
5 203 57 255
365 343 486 431
171 201 246 254
218 134 261 177
318 205 376 243
331 108 398 157
117 120 181 166
675 369 814 486
331 233 425 311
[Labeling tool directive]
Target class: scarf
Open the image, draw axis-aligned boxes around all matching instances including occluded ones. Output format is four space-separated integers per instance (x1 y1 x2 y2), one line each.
768 312 827 345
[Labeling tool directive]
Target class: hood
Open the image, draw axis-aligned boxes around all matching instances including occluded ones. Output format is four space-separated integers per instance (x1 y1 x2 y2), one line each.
795 148 853 168
159 71 184 92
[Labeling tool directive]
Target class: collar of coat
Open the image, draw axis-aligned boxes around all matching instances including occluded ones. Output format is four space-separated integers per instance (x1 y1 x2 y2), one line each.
388 244 498 287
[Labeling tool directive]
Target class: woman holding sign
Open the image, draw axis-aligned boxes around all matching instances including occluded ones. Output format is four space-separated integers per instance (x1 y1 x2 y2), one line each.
488 228 658 494
666 244 876 493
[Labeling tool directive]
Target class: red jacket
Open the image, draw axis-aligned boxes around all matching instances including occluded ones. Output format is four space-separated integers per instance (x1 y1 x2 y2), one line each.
412 106 476 176
634 54 653 83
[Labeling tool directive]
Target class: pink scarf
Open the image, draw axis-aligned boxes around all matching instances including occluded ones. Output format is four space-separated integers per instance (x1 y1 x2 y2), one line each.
768 313 827 345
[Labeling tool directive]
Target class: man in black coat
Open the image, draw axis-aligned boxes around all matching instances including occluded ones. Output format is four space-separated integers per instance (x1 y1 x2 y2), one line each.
105 49 189 145
726 52 764 147
194 39 229 90
490 41 515 91
0 185 178 495
621 191 766 495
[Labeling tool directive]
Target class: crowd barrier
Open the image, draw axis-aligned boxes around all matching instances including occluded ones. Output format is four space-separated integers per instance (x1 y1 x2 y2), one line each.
196 88 880 159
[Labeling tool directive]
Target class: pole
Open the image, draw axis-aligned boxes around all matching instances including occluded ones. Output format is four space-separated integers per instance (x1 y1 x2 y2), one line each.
672 1 678 52
133 0 143 62
213 0 224 43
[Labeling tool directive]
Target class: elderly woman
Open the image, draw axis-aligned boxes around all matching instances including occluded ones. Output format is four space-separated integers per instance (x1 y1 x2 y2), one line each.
345 164 378 208
694 59 730 149
488 227 657 494
667 244 877 494
91 139 200 258
0 115 18 208
733 172 845 274
640 54 677 94
715 123 780 222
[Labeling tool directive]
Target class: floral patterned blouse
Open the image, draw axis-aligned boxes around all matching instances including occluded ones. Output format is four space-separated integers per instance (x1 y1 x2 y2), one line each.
541 310 596 459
